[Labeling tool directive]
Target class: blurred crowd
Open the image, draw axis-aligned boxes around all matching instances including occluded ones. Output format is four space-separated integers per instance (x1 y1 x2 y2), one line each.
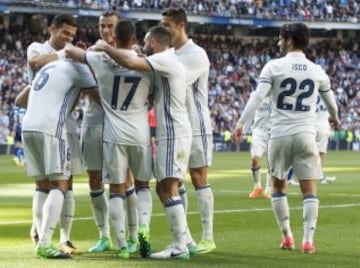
0 22 359 149
8 0 360 23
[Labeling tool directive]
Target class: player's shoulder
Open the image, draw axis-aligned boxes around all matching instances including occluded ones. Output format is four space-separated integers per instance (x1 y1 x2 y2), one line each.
26 42 44 55
27 41 43 49
68 59 92 74
188 40 208 57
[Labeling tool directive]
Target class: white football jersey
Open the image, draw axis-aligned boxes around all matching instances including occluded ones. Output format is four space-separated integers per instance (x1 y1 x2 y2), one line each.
81 98 104 127
260 51 331 138
175 39 212 136
27 41 56 82
316 95 331 135
146 49 192 140
22 59 97 138
85 50 152 145
251 96 271 140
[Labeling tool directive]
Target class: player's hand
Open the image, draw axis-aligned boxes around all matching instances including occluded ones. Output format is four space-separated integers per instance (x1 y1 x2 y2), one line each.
64 43 74 51
94 40 108 51
132 44 145 57
75 41 87 50
329 117 340 130
64 43 74 56
232 126 243 144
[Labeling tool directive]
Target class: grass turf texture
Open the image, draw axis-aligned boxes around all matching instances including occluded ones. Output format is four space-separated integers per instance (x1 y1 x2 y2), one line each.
0 151 359 268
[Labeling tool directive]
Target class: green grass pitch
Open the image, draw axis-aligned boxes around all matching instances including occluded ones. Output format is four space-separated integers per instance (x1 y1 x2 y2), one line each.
0 151 359 267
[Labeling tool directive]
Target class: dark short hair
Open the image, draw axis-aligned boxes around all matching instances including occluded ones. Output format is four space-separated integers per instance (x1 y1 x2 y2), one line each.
280 23 309 50
115 19 136 45
148 26 171 46
162 7 187 24
101 9 121 20
51 14 77 28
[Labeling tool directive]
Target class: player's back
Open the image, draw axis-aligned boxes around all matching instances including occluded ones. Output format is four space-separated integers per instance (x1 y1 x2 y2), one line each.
23 59 96 138
86 50 151 145
265 51 330 138
175 39 212 136
147 49 191 140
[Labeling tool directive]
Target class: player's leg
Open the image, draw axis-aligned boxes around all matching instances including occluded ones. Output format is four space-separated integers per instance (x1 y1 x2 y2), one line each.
109 183 129 259
249 136 268 198
294 133 319 254
317 133 336 184
178 181 188 212
188 135 215 254
135 180 152 257
88 170 112 252
151 178 189 260
82 126 112 252
59 176 77 254
125 169 139 253
249 155 263 197
22 131 49 246
131 144 153 257
103 142 129 259
37 176 71 259
59 133 83 254
299 180 318 254
268 137 294 250
263 172 272 199
150 138 190 260
36 135 72 259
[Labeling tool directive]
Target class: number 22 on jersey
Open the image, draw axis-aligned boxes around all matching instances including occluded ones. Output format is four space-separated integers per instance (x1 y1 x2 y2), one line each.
277 77 315 112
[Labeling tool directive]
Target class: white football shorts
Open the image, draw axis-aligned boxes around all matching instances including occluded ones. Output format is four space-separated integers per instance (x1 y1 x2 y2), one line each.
23 131 70 180
188 134 212 168
268 132 319 181
81 125 102 171
154 136 191 182
102 141 152 185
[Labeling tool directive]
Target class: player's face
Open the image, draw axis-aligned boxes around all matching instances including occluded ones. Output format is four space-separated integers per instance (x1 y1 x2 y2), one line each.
99 15 118 46
50 23 77 50
160 16 181 43
143 33 154 56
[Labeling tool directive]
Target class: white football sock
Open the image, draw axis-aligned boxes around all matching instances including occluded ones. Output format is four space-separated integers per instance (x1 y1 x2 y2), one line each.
303 196 319 244
39 188 64 246
164 197 187 250
137 187 152 229
271 194 293 238
264 173 272 194
125 186 138 239
196 186 214 241
32 189 48 235
251 166 262 189
60 190 75 243
90 189 110 238
178 185 188 213
109 194 126 249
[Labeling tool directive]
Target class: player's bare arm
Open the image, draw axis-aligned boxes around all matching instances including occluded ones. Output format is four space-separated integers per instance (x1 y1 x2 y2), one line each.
64 43 86 63
94 40 151 72
28 51 65 70
14 84 31 108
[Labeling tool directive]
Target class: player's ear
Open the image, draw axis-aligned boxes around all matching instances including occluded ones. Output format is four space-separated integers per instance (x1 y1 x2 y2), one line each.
48 24 56 34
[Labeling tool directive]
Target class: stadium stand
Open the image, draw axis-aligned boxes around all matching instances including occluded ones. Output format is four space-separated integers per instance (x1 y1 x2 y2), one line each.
0 4 359 151
2 1 360 22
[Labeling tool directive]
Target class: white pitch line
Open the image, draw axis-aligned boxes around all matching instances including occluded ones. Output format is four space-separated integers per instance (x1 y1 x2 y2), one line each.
1 202 360 226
